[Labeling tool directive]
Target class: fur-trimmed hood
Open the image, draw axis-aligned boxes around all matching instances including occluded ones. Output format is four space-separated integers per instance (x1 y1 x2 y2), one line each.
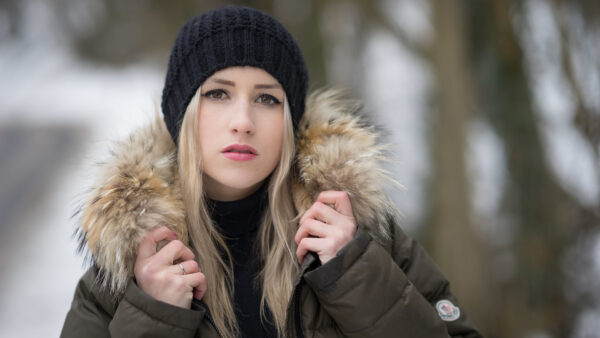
75 89 397 297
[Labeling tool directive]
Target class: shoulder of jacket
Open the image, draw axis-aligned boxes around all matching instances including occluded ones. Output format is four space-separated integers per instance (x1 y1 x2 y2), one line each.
73 266 121 317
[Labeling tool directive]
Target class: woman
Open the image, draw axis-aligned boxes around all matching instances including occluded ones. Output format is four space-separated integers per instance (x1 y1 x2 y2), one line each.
61 5 482 338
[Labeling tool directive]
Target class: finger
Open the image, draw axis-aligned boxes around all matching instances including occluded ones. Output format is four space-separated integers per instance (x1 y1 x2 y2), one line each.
295 218 331 245
194 288 207 300
155 239 195 265
170 259 199 275
316 191 353 217
183 272 206 289
193 273 208 300
137 226 178 260
300 201 342 227
296 237 326 264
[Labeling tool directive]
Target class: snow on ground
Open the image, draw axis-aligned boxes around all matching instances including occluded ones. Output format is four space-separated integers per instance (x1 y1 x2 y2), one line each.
0 59 162 337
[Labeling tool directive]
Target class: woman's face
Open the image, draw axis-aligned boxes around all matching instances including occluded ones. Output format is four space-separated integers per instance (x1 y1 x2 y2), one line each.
197 66 285 201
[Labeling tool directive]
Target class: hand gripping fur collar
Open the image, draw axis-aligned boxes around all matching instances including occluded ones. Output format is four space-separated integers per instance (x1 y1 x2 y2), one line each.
73 89 399 297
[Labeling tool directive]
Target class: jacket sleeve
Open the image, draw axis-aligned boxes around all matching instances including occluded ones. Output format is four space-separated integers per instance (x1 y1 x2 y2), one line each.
60 266 205 338
303 221 482 338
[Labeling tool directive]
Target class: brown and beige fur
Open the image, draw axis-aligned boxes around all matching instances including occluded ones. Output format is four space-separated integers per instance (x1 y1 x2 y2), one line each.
74 88 399 298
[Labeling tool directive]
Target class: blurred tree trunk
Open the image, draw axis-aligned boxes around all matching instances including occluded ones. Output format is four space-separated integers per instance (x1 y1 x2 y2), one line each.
425 1 494 334
355 0 495 334
468 0 588 336
288 0 328 88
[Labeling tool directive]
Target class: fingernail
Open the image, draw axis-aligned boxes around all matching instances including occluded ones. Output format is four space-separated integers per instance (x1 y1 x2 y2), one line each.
171 230 178 237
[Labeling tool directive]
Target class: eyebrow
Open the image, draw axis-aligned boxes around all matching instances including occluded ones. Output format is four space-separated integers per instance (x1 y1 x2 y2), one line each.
208 78 282 89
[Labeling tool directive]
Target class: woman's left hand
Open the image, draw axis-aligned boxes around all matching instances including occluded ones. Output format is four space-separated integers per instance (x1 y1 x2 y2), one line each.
295 191 357 265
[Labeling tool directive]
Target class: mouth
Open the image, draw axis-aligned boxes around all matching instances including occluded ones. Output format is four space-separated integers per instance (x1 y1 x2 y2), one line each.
221 144 258 161
222 144 258 155
225 149 254 154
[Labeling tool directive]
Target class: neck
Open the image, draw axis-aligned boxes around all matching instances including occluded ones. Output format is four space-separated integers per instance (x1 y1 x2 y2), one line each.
203 175 265 201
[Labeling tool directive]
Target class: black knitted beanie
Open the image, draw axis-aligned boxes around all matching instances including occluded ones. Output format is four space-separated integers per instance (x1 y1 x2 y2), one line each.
161 5 309 144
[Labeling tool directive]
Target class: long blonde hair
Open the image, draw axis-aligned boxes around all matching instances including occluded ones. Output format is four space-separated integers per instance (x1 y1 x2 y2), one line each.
177 88 298 338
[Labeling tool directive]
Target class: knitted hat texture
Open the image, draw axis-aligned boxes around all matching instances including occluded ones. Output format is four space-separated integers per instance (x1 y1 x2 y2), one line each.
161 5 309 144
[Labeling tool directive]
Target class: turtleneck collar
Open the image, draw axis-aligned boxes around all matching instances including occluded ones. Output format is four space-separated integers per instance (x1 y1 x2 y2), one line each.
207 182 269 237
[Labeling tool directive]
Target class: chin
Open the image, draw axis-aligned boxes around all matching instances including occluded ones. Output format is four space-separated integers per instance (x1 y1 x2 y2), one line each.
224 177 263 190
213 171 269 190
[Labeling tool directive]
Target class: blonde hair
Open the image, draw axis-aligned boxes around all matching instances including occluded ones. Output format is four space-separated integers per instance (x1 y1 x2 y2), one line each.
177 88 298 338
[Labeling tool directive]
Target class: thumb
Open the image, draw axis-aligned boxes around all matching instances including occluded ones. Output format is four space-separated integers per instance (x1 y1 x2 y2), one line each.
137 226 178 260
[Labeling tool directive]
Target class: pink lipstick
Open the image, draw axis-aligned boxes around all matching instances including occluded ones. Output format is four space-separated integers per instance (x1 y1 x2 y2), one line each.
221 144 258 161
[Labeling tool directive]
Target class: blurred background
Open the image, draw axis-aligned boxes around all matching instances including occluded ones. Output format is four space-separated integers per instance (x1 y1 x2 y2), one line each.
0 0 598 337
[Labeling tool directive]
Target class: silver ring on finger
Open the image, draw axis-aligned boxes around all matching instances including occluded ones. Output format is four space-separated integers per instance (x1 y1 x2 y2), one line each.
178 263 186 275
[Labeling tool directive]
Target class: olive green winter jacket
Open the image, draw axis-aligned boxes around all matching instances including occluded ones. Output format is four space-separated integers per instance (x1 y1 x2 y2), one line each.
61 90 482 337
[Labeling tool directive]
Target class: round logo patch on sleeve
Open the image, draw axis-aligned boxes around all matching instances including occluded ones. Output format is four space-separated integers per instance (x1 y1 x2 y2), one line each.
435 300 460 322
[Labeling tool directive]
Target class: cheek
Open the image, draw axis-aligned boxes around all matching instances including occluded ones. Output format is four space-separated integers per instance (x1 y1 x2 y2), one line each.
268 121 285 167
197 122 208 157
197 109 220 158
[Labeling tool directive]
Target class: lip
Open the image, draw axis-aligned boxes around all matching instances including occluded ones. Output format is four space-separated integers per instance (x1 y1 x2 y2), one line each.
221 144 258 161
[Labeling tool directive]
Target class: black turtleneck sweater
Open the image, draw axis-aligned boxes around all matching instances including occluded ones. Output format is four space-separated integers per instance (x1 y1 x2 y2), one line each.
207 184 278 338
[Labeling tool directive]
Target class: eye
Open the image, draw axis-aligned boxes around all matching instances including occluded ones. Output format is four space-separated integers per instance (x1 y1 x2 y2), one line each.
256 94 281 106
202 89 228 101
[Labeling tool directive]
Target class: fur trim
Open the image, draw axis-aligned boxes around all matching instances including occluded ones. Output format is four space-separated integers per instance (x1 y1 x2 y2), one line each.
74 89 398 297
74 111 187 296
292 89 395 244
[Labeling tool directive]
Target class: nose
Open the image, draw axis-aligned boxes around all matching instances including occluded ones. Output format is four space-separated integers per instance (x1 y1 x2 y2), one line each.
228 100 255 135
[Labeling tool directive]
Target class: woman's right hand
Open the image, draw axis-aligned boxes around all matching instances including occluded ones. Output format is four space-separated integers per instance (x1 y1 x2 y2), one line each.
134 226 207 309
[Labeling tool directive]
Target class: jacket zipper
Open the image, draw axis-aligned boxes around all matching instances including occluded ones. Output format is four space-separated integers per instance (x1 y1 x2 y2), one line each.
287 252 320 338
193 299 222 338
205 310 222 338
292 283 305 338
